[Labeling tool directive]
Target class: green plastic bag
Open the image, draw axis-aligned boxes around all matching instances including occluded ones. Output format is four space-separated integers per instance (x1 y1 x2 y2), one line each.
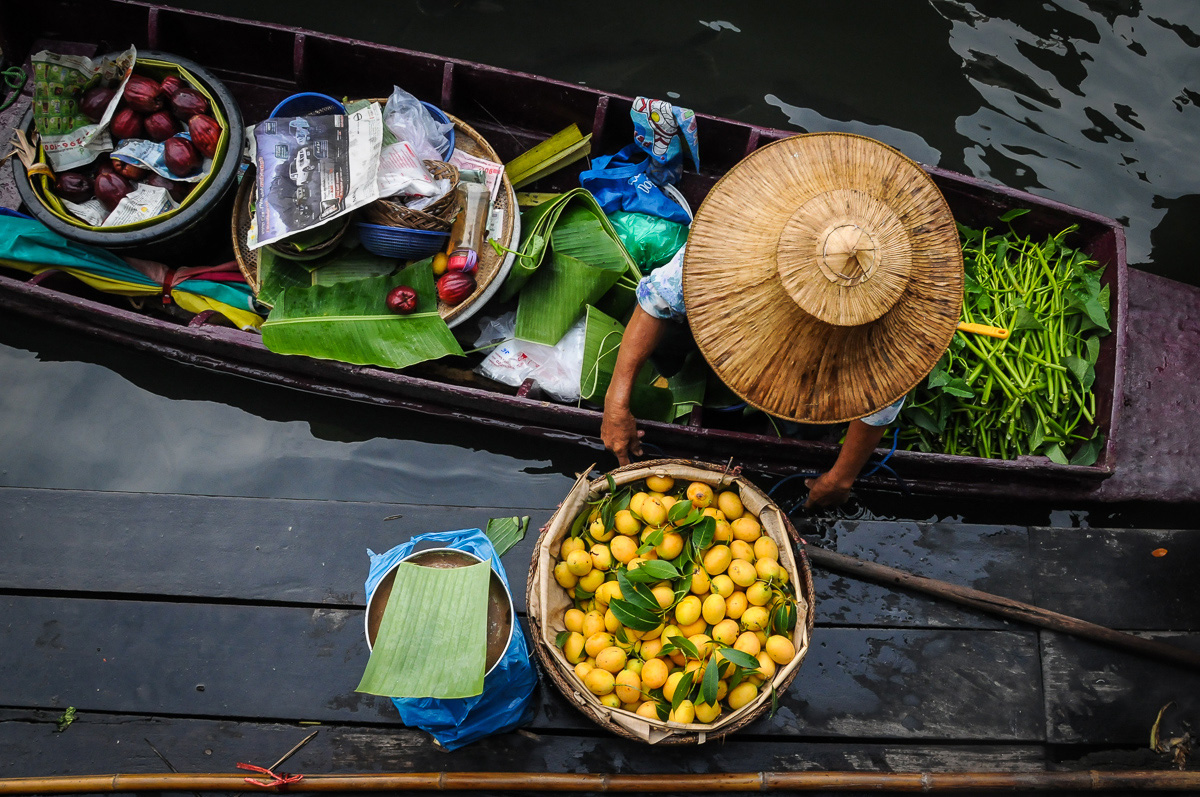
608 211 689 271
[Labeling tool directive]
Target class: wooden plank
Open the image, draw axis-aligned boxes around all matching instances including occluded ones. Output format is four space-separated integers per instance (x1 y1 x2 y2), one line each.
809 519 1032 630
0 597 1043 741
0 710 1051 780
0 487 549 613
1041 630 1200 745
1031 526 1200 630
765 628 1044 742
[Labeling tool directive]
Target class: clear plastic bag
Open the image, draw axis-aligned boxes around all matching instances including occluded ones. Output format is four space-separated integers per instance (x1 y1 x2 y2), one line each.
383 86 453 163
474 311 586 402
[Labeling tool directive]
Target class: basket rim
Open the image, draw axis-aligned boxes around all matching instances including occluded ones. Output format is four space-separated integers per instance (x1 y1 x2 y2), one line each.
525 458 816 745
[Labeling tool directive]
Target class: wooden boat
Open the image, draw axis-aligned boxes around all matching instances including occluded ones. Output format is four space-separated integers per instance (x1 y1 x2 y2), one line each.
4 0 1194 506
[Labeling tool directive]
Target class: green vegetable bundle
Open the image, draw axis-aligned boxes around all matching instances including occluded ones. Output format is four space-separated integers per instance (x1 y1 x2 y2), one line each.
899 211 1111 465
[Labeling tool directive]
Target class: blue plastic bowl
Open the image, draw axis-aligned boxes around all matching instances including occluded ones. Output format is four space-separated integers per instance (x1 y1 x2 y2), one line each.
420 101 455 159
269 92 346 118
356 221 449 260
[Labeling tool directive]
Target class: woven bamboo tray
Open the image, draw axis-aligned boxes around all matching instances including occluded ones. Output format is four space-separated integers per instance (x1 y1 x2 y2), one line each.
527 458 816 745
232 109 518 327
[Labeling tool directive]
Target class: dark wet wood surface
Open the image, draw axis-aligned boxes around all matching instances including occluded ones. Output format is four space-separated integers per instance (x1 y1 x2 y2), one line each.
2 485 1197 785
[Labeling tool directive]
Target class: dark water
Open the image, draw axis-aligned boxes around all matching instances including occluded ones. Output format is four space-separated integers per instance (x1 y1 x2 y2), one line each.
3 1 1198 523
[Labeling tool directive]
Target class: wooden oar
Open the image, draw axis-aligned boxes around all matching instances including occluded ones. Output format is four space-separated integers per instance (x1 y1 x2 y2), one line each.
802 543 1200 672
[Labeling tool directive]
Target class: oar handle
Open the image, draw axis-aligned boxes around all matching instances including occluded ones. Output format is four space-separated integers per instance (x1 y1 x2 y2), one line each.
957 321 1010 339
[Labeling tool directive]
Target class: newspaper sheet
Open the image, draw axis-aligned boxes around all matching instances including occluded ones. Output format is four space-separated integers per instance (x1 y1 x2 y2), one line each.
31 47 135 172
249 103 383 249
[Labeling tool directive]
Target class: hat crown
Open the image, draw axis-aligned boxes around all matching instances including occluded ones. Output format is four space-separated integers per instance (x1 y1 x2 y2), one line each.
775 188 912 327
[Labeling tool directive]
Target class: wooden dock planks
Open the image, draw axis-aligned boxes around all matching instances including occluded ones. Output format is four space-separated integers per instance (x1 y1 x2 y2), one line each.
1 485 1196 779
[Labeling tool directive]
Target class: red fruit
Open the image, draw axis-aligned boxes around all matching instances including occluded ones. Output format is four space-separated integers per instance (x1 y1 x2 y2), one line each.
54 171 92 203
110 108 144 141
144 110 180 142
170 87 209 119
110 157 148 180
94 170 134 210
386 285 419 315
436 271 476 306
144 173 192 204
80 86 115 123
123 74 164 113
163 137 202 177
187 114 221 158
160 75 185 97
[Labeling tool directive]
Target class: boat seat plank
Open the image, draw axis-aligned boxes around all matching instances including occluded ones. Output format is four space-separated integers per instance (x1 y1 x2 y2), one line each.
1031 526 1200 630
1097 269 1200 503
0 487 551 613
815 519 1033 630
0 709 1052 780
1040 629 1200 745
0 596 1044 742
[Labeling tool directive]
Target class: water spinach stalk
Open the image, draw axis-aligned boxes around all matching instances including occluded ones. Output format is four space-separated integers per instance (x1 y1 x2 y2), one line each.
899 211 1111 465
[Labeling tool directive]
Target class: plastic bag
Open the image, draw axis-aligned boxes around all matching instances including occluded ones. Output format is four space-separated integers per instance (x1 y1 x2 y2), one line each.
608 211 689 270
364 528 538 750
383 86 453 162
578 144 692 225
475 311 586 402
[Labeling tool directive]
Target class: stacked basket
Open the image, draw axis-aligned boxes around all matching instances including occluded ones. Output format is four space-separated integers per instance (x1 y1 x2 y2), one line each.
527 459 815 745
357 159 460 260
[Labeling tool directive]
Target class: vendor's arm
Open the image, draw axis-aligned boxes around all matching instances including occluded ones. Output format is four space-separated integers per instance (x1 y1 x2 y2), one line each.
804 397 904 508
602 247 687 465
602 306 668 465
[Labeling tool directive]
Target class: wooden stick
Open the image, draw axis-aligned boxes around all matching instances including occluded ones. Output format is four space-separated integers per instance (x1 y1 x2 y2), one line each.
803 544 1200 672
1 770 1200 793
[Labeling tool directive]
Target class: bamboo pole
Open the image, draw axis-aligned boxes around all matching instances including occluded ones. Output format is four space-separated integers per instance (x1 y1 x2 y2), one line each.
803 544 1200 672
1 770 1200 793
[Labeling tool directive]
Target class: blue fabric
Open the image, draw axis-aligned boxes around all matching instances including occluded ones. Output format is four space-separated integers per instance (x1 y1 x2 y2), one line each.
629 97 699 185
578 144 692 225
364 528 538 750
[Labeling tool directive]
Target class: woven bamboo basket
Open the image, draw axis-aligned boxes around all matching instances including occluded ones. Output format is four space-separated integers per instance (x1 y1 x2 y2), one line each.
527 459 815 745
232 109 517 326
362 160 460 233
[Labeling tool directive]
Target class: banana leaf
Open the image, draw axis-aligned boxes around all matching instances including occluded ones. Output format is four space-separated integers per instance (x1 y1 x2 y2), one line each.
580 305 673 422
514 203 636 345
261 257 464 369
667 351 709 421
257 247 311 309
496 188 640 304
505 124 593 189
356 560 489 699
485 515 530 557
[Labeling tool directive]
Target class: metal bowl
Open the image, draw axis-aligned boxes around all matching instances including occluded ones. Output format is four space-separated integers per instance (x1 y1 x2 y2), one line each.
364 547 514 677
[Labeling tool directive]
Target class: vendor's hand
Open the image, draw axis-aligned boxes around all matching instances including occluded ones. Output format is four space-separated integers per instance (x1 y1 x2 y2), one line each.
601 404 643 466
804 471 853 508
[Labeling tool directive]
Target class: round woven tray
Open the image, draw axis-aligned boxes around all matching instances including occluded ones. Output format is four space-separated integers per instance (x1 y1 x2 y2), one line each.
231 109 517 326
526 458 816 745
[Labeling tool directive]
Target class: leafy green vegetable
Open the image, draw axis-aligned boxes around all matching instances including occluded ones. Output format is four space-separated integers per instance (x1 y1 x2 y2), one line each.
55 706 76 733
900 220 1110 465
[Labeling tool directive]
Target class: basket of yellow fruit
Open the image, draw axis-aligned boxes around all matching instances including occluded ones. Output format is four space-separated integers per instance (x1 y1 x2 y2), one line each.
526 458 814 744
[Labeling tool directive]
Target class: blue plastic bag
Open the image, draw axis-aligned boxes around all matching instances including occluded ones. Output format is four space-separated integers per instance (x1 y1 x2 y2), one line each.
364 528 538 750
629 96 699 185
578 144 692 224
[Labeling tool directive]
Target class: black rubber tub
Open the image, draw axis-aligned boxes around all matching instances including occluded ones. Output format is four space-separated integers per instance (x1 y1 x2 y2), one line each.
12 50 244 266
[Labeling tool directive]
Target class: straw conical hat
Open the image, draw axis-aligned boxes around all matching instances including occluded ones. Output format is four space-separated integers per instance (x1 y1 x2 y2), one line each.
683 133 963 424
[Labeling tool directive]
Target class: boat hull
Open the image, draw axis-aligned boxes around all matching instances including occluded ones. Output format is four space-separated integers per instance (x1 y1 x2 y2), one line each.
0 0 1129 502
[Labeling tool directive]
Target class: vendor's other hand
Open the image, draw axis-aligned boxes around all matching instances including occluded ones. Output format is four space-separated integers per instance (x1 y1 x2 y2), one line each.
601 404 643 466
804 471 853 508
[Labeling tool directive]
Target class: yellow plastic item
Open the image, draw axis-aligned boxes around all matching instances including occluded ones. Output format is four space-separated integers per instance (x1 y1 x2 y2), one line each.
956 322 1010 339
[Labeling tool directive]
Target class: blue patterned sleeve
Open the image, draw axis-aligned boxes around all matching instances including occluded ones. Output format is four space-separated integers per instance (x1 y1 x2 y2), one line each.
860 396 905 427
635 246 687 322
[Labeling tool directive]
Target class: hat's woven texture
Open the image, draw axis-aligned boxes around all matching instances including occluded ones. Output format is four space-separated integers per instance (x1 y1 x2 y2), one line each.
683 133 963 424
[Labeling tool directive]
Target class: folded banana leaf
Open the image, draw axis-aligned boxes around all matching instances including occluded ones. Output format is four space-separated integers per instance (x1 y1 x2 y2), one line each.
580 305 673 422
261 257 463 369
511 196 641 345
496 188 640 311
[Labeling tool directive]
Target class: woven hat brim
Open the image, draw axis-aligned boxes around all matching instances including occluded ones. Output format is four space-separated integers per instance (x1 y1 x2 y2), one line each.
683 133 963 424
